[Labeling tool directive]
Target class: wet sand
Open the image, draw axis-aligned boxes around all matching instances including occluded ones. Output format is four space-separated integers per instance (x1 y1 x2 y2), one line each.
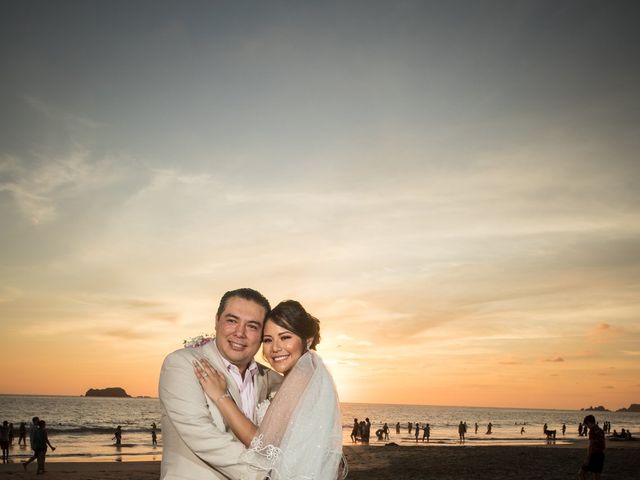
2 442 639 479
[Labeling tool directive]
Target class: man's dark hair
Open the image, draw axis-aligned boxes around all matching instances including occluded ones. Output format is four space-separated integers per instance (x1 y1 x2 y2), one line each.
216 288 271 320
583 414 596 425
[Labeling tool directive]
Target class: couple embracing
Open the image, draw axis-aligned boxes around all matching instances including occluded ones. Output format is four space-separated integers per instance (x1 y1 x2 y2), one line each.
159 288 346 480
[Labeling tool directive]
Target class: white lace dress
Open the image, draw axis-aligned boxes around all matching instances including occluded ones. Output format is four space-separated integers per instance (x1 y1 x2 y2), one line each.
240 351 346 480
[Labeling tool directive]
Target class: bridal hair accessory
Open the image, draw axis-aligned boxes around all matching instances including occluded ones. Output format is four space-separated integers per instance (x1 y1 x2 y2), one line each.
183 334 215 348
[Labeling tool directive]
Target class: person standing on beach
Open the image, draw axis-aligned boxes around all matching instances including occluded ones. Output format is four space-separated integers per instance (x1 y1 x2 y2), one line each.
34 419 56 474
350 418 359 442
22 417 39 470
562 423 567 436
151 422 158 446
475 422 478 434
365 418 371 443
396 422 400 434
18 422 27 446
579 414 605 480
458 421 466 444
0 421 9 463
159 288 282 480
414 423 420 442
408 421 412 434
113 425 122 446
423 423 430 443
486 422 493 434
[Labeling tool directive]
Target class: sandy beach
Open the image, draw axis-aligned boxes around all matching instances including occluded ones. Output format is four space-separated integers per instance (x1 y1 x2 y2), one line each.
2 442 639 480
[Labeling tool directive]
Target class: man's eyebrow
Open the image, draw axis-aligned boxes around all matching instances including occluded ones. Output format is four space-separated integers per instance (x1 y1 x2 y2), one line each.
248 320 262 326
223 313 239 320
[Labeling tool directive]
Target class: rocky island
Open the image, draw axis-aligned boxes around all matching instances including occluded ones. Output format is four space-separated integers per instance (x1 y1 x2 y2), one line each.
84 387 131 398
616 403 640 413
581 405 610 412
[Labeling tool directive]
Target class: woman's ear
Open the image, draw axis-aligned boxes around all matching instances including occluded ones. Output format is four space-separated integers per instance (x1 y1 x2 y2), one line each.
306 338 313 349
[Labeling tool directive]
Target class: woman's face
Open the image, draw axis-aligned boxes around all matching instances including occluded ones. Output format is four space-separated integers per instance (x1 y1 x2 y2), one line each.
262 319 309 375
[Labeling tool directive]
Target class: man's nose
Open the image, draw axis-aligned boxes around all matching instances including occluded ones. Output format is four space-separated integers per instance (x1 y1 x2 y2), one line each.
233 322 247 337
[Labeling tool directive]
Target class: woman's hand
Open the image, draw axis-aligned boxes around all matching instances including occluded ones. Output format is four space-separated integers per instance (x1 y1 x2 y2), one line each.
193 358 228 402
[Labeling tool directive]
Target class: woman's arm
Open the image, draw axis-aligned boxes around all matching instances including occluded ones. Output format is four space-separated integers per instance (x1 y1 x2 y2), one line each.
44 432 55 451
193 359 257 447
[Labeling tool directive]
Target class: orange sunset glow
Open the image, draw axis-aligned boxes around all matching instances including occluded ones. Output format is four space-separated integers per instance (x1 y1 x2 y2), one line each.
1 1 639 411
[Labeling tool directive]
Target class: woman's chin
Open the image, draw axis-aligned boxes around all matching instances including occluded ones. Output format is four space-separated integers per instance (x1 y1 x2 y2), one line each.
269 362 292 375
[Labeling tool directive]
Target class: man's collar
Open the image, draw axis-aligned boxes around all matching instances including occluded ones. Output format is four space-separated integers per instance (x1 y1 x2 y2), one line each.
221 355 258 377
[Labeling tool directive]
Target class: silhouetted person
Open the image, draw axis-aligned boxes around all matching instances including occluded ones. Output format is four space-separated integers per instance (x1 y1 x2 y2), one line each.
521 427 525 435
8 423 14 446
458 421 466 444
408 422 412 434
364 418 371 444
396 422 400 434
562 423 566 436
151 422 158 446
18 422 27 446
423 423 430 443
22 417 39 470
350 418 359 442
113 425 122 446
35 420 55 474
486 422 493 435
383 423 389 440
578 422 583 436
0 421 9 463
414 423 420 442
580 415 605 480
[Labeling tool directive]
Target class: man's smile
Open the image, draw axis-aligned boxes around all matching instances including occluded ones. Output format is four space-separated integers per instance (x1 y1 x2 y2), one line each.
228 340 247 350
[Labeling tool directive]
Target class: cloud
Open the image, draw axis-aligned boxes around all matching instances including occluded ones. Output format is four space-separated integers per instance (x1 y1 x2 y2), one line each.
545 357 565 363
588 323 625 343
100 328 152 340
0 148 125 224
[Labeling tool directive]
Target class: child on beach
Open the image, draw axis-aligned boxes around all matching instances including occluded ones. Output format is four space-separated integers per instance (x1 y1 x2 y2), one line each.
579 414 605 480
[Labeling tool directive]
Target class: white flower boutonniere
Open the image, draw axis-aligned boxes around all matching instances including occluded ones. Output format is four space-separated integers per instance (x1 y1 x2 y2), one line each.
183 334 215 348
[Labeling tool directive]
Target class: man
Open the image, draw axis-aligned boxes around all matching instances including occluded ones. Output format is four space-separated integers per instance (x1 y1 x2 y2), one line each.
159 288 282 480
22 417 39 471
579 414 605 480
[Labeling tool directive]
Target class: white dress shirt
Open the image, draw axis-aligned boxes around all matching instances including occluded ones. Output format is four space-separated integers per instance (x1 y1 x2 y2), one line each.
221 357 258 420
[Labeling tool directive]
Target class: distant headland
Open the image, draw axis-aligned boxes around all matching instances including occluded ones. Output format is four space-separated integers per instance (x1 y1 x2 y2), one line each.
84 387 131 398
616 403 640 413
580 403 640 413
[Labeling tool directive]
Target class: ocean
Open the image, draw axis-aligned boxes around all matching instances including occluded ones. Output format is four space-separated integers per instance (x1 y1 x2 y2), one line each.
1 395 638 462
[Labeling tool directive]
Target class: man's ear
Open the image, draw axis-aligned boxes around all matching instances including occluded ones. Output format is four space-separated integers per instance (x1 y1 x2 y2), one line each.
306 338 313 349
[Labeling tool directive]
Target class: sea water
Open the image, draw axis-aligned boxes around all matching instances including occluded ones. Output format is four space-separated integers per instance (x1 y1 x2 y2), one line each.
1 395 638 462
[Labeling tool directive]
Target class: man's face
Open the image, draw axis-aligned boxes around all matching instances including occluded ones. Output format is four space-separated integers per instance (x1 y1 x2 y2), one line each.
215 296 266 370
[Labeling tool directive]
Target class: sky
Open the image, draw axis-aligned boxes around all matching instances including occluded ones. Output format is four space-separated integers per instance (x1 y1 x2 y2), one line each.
1 0 639 410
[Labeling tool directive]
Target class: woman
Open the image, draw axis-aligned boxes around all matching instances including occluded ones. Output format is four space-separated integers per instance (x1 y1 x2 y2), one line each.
194 300 346 480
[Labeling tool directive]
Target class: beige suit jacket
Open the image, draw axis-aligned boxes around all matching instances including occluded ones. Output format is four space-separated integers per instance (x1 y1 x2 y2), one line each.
159 341 282 480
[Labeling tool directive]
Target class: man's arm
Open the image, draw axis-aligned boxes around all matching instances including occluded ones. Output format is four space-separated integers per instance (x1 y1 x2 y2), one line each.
159 350 255 479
